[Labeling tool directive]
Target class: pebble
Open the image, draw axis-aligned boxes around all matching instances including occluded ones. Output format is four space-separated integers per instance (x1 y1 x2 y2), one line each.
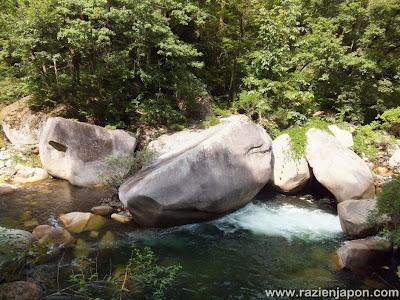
91 205 114 216
111 213 132 224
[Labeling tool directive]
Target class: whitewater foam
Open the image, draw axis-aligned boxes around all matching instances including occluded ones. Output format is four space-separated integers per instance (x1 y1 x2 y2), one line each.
213 202 342 240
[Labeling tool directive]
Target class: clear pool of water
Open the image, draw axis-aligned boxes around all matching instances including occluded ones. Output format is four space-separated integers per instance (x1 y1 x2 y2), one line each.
0 180 395 299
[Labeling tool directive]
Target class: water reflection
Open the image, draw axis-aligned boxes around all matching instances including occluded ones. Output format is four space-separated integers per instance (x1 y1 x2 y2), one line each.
0 180 113 228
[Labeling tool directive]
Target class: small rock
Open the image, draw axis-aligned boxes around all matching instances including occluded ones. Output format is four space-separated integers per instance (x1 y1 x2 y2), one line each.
32 225 74 247
0 281 40 300
337 238 392 272
0 151 11 161
373 166 393 177
111 213 132 224
0 183 19 194
12 164 48 184
32 225 52 240
389 147 400 169
59 212 107 233
91 205 114 216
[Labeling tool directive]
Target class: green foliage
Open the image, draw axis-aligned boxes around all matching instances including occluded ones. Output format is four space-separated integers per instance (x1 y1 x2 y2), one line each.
378 107 400 136
65 247 181 299
0 0 207 126
371 177 400 245
240 0 400 124
104 149 155 188
353 121 397 160
11 152 42 168
199 115 220 129
353 123 380 158
1 0 400 128
283 118 330 158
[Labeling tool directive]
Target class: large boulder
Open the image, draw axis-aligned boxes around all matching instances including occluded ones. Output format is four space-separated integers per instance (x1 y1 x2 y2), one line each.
0 227 32 251
337 199 378 238
271 134 310 193
119 115 273 227
328 124 353 148
12 164 49 184
0 97 50 150
39 117 137 186
306 128 375 202
337 238 392 272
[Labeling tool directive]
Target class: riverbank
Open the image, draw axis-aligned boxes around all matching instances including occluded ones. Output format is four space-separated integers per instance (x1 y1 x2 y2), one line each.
1 99 400 299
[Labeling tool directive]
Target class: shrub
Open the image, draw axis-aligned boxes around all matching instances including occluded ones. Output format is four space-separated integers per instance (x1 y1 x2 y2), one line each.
52 247 181 299
353 122 397 160
198 115 220 129
104 150 155 188
283 118 330 159
378 107 400 137
370 177 400 245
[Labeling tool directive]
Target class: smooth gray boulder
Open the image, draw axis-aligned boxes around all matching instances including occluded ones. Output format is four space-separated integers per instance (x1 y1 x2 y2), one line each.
39 117 136 186
119 115 272 227
0 227 32 251
328 124 353 148
271 134 310 193
0 97 48 150
338 199 378 238
306 128 375 202
337 238 392 272
0 227 32 274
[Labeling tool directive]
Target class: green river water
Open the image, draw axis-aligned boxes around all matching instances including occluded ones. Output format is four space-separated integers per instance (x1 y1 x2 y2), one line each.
0 180 397 299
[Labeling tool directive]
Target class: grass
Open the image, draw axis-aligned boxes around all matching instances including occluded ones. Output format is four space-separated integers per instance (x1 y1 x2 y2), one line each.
282 118 330 159
104 149 155 188
11 152 42 168
353 122 397 160
198 115 220 129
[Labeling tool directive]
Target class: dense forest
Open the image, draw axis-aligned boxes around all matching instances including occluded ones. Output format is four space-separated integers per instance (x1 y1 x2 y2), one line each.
0 0 399 130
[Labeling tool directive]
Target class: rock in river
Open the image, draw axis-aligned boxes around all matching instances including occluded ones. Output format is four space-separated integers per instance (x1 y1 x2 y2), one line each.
91 205 114 216
0 227 32 276
337 199 381 238
306 128 375 202
271 134 310 193
32 224 74 247
59 212 107 233
119 115 272 227
337 238 392 272
39 117 137 186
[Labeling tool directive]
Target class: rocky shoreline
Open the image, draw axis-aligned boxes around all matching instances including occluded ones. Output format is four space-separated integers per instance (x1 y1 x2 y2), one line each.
1 99 400 298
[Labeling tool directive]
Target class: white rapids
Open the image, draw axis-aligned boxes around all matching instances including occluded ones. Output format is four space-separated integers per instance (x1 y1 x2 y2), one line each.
213 201 342 240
